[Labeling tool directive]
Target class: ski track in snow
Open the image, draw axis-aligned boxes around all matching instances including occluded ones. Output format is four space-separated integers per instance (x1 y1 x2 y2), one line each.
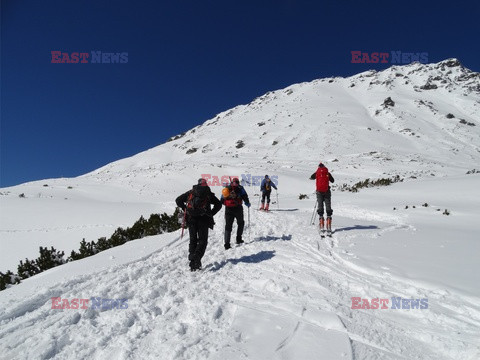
0 207 479 360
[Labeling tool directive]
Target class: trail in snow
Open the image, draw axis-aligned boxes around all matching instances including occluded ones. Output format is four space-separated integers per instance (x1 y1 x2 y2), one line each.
0 206 479 360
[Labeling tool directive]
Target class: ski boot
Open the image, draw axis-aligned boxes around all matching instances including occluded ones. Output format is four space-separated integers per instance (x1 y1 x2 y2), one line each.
259 203 264 211
224 231 232 250
236 235 244 245
326 216 332 236
189 259 201 272
319 217 326 237
265 203 270 211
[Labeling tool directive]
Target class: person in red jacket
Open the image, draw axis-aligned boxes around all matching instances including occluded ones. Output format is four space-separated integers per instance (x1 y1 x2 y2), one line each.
311 162 335 232
220 178 251 249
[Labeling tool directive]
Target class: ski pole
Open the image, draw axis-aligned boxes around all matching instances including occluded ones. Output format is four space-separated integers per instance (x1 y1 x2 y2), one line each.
248 207 251 241
181 209 187 239
310 200 318 225
223 207 226 243
276 189 279 210
310 202 317 225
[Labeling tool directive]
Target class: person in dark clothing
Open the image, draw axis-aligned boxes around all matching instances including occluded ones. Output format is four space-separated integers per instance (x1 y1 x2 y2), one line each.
259 175 277 211
311 163 335 231
176 178 222 271
220 177 251 249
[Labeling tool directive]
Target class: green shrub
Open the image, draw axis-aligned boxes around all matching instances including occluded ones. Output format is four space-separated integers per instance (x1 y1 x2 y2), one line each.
0 271 20 290
36 246 66 272
69 239 97 261
17 258 40 279
339 175 403 192
95 237 112 252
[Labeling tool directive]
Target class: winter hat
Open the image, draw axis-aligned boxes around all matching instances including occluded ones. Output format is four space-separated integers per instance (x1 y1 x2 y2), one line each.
198 178 208 186
318 162 324 167
265 175 269 178
231 177 240 186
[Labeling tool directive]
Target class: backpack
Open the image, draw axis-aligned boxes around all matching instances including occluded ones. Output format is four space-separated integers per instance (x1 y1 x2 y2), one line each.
224 185 242 207
186 185 210 217
316 166 330 192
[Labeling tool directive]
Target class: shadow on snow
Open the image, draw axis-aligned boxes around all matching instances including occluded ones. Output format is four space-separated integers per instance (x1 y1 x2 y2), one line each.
268 208 299 212
334 225 379 232
255 234 292 242
208 250 276 272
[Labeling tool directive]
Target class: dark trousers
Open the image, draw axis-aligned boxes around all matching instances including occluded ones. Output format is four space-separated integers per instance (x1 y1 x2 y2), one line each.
188 217 209 262
261 190 272 204
316 190 333 217
224 206 244 242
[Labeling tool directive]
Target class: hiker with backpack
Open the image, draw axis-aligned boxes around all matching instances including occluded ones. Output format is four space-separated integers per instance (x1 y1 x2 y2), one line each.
311 162 335 233
176 178 222 271
220 177 251 249
259 175 277 211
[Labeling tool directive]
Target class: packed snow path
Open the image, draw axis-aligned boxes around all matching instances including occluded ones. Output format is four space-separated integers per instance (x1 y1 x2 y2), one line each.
1 207 479 360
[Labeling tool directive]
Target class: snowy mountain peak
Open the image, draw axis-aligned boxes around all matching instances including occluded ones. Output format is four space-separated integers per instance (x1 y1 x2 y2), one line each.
437 58 462 67
349 58 479 94
82 59 479 197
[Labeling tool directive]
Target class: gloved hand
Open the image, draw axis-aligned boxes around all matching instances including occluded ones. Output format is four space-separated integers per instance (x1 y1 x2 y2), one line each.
245 202 251 208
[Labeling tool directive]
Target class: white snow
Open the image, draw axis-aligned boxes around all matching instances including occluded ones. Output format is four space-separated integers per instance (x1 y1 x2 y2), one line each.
1 59 479 359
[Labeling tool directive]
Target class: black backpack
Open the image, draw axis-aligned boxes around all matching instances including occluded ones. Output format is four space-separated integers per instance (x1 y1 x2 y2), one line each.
186 185 210 217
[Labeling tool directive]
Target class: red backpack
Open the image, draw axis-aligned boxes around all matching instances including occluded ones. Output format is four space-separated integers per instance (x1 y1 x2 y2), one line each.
224 186 242 207
316 166 330 192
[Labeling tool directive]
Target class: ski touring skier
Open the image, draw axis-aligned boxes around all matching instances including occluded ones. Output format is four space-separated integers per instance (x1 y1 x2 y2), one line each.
176 178 222 271
311 162 335 235
220 177 251 249
259 175 277 211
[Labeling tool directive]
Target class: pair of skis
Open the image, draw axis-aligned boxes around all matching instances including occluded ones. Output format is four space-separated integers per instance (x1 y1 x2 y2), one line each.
311 201 333 238
320 228 333 238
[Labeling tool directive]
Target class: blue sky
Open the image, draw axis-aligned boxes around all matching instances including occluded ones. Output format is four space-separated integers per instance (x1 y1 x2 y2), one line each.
1 0 479 187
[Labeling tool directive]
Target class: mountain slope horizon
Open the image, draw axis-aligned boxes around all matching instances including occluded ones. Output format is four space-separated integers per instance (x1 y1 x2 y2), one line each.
80 58 479 192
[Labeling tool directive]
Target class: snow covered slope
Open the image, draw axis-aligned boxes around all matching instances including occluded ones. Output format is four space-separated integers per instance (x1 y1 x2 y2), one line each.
0 59 479 359
85 58 480 187
2 58 478 269
1 178 479 359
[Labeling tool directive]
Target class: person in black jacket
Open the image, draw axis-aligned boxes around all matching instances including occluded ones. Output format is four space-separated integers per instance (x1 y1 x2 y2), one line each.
220 177 251 249
176 178 222 271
